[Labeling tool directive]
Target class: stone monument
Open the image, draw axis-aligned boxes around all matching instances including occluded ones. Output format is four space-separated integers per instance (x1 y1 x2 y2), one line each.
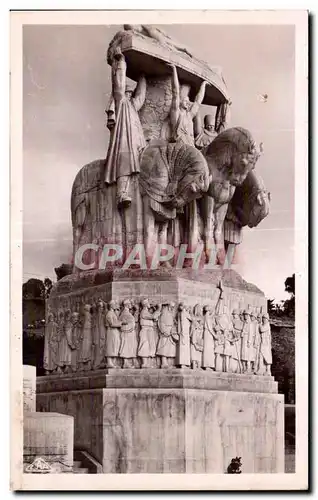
37 25 283 473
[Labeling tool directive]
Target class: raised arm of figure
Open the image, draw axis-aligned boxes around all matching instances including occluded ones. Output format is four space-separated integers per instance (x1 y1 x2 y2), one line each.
132 74 147 111
190 80 207 118
168 63 180 129
111 47 126 112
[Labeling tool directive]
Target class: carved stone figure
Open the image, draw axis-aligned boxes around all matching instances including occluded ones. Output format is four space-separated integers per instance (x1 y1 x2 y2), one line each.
105 300 122 368
224 169 270 250
139 140 210 259
202 305 217 370
137 300 161 368
212 282 231 372
201 127 263 262
156 302 178 368
119 299 137 368
93 300 107 370
240 309 253 373
230 309 243 373
43 313 59 374
222 309 234 373
190 304 204 369
250 311 260 373
103 47 146 208
71 311 81 372
78 304 93 371
165 64 206 146
55 310 65 373
176 302 192 368
58 309 75 373
194 114 218 151
257 313 272 375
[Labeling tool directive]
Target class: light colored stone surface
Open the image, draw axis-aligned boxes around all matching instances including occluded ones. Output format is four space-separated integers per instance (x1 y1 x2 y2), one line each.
37 370 284 473
37 369 278 394
23 365 36 412
37 386 284 473
109 29 229 106
23 411 74 466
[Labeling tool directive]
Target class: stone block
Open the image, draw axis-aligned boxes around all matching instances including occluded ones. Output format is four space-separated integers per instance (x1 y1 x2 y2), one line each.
116 31 229 105
23 412 74 466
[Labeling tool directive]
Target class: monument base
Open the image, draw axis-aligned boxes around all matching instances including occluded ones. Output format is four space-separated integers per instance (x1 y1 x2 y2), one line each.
37 370 284 473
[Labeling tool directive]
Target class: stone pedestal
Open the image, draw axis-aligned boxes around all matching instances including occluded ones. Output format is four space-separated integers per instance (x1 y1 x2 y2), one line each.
47 268 267 319
23 365 36 412
37 369 284 473
24 412 74 467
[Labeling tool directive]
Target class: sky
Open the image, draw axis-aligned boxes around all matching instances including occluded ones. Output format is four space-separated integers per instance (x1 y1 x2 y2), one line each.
23 24 295 301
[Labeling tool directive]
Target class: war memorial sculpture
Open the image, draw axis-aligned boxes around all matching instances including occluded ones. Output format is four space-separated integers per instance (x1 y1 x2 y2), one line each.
37 24 283 474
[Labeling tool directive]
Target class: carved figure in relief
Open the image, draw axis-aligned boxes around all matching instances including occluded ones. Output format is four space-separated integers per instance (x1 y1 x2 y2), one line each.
123 24 193 58
222 310 235 373
137 299 161 368
240 309 253 373
256 313 272 375
103 47 146 208
71 311 81 372
230 309 243 373
212 282 231 371
78 304 93 371
119 299 137 368
105 300 122 368
194 114 218 151
58 309 75 373
43 313 59 374
93 300 107 370
190 304 204 369
55 311 65 373
202 128 263 263
250 311 260 373
202 305 217 370
156 302 178 368
176 302 192 368
139 139 210 260
224 169 270 251
167 64 206 146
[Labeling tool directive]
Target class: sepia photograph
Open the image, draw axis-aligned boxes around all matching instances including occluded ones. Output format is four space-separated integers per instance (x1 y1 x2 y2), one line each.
10 9 308 490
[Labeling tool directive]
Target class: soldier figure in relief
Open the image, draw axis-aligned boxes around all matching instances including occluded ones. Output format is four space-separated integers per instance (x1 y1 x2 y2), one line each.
240 309 253 373
93 300 107 370
257 313 272 375
202 305 218 371
176 303 192 368
252 311 261 374
137 299 161 368
190 304 204 369
105 300 122 368
71 311 81 372
58 309 75 373
119 299 137 368
43 313 59 374
156 302 178 368
78 304 93 372
230 309 243 373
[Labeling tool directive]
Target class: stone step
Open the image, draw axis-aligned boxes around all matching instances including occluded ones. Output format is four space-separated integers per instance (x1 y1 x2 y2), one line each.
72 467 89 474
